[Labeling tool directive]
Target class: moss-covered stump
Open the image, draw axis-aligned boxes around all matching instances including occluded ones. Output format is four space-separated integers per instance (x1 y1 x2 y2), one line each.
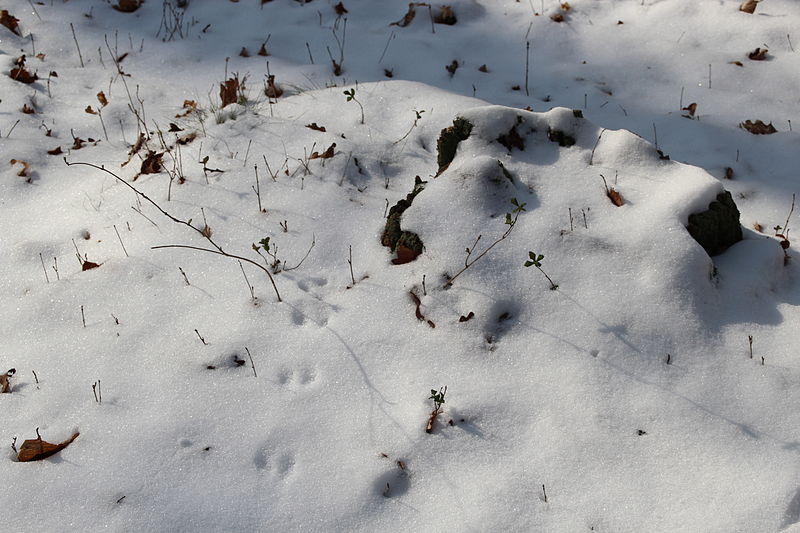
436 117 473 175
382 176 427 264
687 190 743 256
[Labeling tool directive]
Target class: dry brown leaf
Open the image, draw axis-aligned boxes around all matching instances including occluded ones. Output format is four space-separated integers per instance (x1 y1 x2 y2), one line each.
305 123 326 132
177 132 197 145
72 136 85 150
730 60 744 67
748 47 768 60
331 58 342 76
561 2 571 10
740 0 759 14
9 159 30 177
478 64 488 73
47 146 63 155
682 102 697 118
112 0 142 13
168 122 184 132
257 42 268 56
753 222 763 232
0 369 14 393
97 91 108 107
21 103 35 114
85 105 97 115
310 143 336 160
434 5 456 25
607 187 624 207
201 225 213 238
35 53 45 61
140 151 164 175
239 47 250 57
550 12 565 22
10 66 37 84
264 74 283 98
82 260 101 271
17 430 80 462
334 1 348 15
740 119 777 134
176 100 197 118
725 167 734 179
219 76 241 108
394 244 421 265
0 10 21 36
391 3 421 27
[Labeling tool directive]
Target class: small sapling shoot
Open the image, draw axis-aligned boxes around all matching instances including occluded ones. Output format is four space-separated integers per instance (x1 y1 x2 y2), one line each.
426 386 447 433
343 88 364 124
524 251 558 290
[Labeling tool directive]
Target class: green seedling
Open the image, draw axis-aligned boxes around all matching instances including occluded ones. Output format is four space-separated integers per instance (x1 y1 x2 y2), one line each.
343 88 364 124
426 386 447 433
525 251 558 290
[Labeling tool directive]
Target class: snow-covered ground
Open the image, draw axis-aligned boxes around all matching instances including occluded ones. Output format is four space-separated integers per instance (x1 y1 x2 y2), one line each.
1 1 799 531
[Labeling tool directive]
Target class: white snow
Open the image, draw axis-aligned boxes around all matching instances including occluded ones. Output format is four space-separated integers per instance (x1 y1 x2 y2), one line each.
1 0 800 531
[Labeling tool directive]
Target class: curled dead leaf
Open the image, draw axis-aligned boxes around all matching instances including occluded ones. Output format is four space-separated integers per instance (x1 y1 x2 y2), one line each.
264 74 283 98
740 119 777 134
17 429 79 462
97 91 108 107
334 2 348 15
201 225 213 238
607 188 624 207
140 151 164 175
9 159 30 177
725 167 734 179
730 60 744 67
391 3 425 27
305 123 327 132
753 222 763 232
434 5 456 25
10 56 37 84
219 76 242 108
85 106 98 115
239 47 250 58
177 132 197 145
682 102 697 118
47 146 63 155
739 0 759 14
0 368 15 393
550 12 565 22
168 122 184 132
176 100 198 118
21 103 35 114
748 47 768 60
310 143 336 160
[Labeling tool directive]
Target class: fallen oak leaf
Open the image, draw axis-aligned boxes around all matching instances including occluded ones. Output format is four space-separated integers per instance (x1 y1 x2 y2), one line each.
219 76 242 108
47 146 63 155
748 47 768 60
607 188 624 206
740 119 777 134
0 10 21 36
305 122 327 132
17 429 80 462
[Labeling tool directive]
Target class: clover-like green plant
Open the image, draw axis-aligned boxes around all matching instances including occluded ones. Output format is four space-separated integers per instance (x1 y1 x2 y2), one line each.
343 88 364 124
426 386 447 433
524 251 558 290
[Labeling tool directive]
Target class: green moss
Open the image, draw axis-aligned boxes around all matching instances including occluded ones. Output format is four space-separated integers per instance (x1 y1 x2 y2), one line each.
436 117 473 174
381 176 427 261
547 128 575 147
687 190 743 256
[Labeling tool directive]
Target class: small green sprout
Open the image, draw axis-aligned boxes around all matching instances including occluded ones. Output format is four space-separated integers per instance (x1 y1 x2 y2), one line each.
524 250 558 290
426 386 447 433
252 237 280 271
343 88 364 124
